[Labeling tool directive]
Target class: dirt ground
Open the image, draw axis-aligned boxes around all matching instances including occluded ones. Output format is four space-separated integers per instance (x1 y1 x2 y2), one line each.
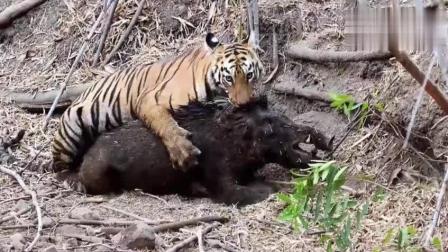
0 0 447 251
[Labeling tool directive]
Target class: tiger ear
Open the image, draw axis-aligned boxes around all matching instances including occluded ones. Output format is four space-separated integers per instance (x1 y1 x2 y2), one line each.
205 32 220 50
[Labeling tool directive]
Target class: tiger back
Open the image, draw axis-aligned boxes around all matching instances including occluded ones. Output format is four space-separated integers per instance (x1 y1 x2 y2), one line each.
52 33 264 172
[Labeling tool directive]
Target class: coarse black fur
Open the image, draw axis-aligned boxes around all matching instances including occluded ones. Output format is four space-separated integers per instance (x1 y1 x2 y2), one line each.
59 96 334 206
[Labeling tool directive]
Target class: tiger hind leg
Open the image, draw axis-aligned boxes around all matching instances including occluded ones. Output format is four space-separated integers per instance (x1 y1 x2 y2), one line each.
137 102 201 172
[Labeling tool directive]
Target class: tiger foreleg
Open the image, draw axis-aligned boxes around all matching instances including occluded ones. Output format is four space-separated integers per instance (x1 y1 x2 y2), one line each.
137 102 201 172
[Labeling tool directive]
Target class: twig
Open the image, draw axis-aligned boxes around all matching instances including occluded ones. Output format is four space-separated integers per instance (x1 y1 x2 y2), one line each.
263 28 279 85
392 51 448 114
0 167 42 252
197 227 205 252
0 189 72 205
422 162 448 248
286 46 392 62
93 0 119 66
99 205 162 225
58 218 141 226
205 0 217 30
0 205 33 224
403 54 436 149
2 129 25 149
165 223 221 252
0 0 48 29
136 190 169 205
206 240 239 252
246 0 260 49
2 85 89 112
273 85 337 103
1 215 228 231
18 139 50 175
152 215 228 233
43 6 107 131
61 233 104 243
0 218 138 230
430 115 448 130
102 0 146 66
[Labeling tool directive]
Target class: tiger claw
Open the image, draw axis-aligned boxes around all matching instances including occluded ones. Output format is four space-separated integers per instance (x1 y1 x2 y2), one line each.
165 133 201 172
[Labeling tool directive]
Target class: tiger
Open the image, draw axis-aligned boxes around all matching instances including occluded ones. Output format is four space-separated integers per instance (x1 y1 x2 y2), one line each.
51 32 264 173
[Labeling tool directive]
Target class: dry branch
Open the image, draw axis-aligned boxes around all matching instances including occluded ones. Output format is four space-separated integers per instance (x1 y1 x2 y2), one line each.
43 6 108 130
152 215 228 233
165 223 221 252
286 46 392 62
273 85 333 103
100 205 162 225
0 167 42 252
0 205 32 224
393 51 448 114
102 0 146 66
422 162 448 248
93 0 119 66
0 0 47 29
1 85 88 111
1 215 228 232
263 28 278 85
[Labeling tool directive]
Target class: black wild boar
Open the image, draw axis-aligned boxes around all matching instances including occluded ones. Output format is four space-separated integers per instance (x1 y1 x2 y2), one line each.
59 96 333 206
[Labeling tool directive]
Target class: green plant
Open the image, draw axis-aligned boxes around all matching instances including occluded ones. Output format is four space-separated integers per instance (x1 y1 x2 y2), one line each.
277 161 369 252
328 92 382 128
379 226 422 252
432 236 443 252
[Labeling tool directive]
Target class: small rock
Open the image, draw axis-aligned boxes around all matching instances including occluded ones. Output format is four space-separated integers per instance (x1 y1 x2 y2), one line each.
56 225 85 236
65 237 78 247
41 245 58 252
41 216 54 227
10 233 25 251
118 222 155 250
14 199 29 211
111 232 123 245
70 207 101 220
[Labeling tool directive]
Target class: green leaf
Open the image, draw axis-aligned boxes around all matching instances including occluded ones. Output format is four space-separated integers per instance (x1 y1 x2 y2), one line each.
398 227 409 249
313 169 320 185
334 166 347 182
432 236 443 252
277 193 291 203
383 228 395 246
372 187 386 202
406 226 417 237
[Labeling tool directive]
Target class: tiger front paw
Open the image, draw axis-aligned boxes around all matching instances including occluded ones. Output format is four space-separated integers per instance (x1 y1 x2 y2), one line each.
165 133 201 172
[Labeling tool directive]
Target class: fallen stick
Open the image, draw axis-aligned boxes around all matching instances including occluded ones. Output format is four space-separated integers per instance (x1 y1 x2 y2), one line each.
263 28 278 85
1 215 228 231
43 5 108 130
286 46 392 62
100 205 162 225
151 215 228 233
61 233 104 243
0 167 42 252
165 222 221 252
93 0 119 66
422 162 448 248
273 85 332 103
393 51 448 114
0 189 72 205
0 205 33 224
1 85 89 112
102 0 146 66
0 0 47 29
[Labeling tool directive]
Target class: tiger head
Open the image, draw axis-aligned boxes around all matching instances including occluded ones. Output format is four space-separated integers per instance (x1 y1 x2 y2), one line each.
205 33 264 106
